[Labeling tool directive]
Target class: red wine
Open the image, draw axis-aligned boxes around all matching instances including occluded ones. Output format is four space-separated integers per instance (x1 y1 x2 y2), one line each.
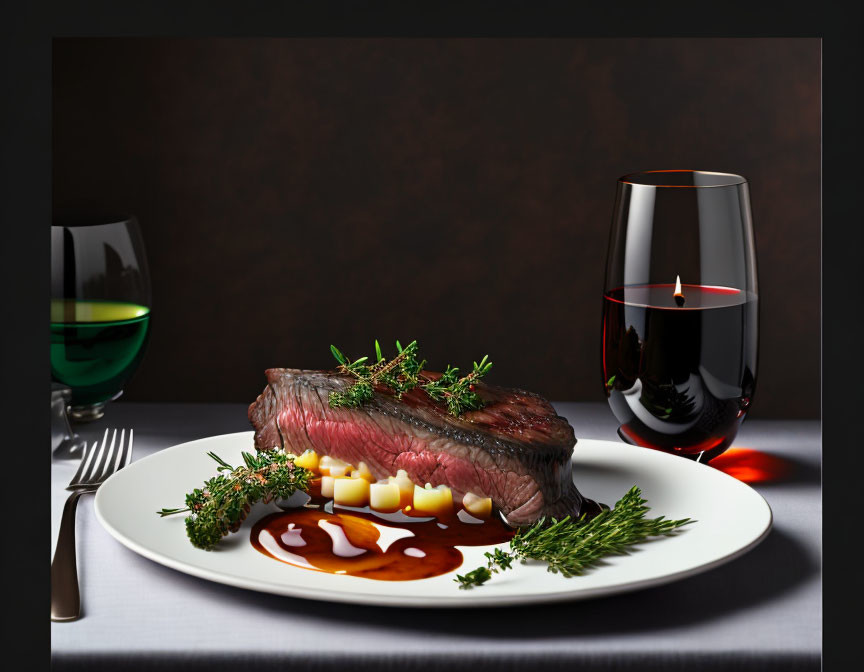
602 283 758 459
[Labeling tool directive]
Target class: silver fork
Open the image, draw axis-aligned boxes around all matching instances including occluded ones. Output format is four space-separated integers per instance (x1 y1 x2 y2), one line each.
51 428 134 622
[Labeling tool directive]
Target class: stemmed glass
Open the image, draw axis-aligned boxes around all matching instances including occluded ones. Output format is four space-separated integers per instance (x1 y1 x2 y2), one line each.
601 171 758 463
51 216 151 423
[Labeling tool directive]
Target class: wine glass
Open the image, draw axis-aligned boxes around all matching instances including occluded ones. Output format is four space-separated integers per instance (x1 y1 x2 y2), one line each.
51 216 151 422
601 171 758 463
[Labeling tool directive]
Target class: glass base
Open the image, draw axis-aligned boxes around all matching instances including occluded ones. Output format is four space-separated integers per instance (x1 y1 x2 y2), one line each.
52 383 87 459
69 390 123 423
616 427 730 464
53 434 88 459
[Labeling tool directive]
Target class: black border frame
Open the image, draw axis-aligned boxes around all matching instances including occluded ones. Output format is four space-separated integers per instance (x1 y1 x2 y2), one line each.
3 1 859 669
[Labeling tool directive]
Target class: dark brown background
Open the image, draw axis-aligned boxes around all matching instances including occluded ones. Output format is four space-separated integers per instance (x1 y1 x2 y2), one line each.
52 38 820 418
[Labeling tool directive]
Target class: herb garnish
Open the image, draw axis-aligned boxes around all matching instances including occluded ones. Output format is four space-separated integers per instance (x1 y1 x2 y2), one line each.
455 486 692 588
158 450 311 550
328 340 492 417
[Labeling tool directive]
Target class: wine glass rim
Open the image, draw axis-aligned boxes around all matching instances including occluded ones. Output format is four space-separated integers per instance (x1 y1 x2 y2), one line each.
619 170 747 188
52 215 137 228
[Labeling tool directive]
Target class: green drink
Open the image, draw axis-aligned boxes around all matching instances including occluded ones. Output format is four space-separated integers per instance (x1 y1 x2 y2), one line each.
50 299 151 407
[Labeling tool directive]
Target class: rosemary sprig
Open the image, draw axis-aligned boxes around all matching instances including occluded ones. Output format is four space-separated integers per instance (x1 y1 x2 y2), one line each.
455 486 692 588
328 340 492 417
158 450 311 550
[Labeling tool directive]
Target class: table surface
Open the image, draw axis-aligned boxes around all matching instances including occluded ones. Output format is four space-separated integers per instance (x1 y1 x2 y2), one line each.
50 402 821 672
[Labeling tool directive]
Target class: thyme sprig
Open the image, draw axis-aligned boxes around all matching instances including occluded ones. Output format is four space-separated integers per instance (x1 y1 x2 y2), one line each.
328 340 492 417
158 450 311 550
455 486 692 588
423 355 492 416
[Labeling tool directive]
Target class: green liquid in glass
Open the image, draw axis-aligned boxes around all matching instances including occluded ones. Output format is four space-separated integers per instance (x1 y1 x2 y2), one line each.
50 299 151 406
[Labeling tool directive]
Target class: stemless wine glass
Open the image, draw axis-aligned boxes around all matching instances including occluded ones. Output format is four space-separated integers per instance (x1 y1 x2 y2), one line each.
601 171 758 463
51 216 152 422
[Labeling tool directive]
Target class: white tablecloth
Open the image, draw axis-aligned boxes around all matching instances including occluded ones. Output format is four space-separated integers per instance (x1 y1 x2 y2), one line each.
50 402 821 671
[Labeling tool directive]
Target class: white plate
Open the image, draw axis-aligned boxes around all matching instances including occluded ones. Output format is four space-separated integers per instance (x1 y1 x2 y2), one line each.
95 432 771 608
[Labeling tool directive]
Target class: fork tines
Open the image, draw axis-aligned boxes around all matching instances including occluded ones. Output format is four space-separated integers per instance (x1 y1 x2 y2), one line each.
70 428 134 489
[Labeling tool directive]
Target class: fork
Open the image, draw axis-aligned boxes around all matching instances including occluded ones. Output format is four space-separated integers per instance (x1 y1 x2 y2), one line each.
51 428 134 622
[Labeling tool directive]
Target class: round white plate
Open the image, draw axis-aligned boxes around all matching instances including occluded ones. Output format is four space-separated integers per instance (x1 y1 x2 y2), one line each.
95 432 772 608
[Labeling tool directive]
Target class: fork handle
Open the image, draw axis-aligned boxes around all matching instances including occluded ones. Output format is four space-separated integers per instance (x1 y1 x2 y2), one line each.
51 490 84 622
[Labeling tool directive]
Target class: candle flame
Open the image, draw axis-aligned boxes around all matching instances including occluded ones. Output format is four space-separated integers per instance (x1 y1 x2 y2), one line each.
673 275 685 306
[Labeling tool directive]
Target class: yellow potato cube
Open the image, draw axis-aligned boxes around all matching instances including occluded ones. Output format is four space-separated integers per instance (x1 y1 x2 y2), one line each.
369 482 401 513
413 483 453 518
388 470 415 507
351 461 376 483
334 477 370 507
320 476 336 499
319 456 353 477
462 492 492 519
293 449 319 473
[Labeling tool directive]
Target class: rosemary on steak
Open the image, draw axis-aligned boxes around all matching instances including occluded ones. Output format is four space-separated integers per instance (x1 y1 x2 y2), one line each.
328 340 493 417
158 450 311 550
454 486 692 588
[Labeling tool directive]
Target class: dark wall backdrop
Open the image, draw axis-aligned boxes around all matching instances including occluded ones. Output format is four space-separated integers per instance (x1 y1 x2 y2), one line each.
52 38 820 418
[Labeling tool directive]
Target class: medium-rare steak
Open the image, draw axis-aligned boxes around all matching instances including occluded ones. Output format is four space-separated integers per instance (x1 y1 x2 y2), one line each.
248 369 602 526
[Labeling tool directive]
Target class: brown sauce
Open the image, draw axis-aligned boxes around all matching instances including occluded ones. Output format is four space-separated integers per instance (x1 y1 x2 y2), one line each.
250 502 515 581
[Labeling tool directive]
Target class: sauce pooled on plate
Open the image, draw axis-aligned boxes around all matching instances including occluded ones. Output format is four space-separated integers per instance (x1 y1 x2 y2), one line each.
250 503 514 581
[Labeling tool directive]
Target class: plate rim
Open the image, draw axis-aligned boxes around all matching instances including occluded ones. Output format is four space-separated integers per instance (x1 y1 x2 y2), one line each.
94 431 773 608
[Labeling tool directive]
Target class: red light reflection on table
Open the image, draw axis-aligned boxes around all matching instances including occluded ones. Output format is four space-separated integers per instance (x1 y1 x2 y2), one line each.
710 447 791 484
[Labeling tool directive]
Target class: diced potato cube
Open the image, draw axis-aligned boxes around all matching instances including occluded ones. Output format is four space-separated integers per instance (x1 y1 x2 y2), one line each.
320 476 336 499
319 456 353 477
293 449 319 473
388 470 415 507
462 492 492 519
334 477 370 507
351 461 376 482
369 482 401 513
413 483 453 518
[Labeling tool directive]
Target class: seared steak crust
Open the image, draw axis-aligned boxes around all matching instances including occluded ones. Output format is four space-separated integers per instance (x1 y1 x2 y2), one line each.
248 368 600 526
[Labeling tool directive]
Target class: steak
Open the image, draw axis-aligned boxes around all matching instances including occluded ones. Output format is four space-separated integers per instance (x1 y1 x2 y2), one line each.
248 369 602 526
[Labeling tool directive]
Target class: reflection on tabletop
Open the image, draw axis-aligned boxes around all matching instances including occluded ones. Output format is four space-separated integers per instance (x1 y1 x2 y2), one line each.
710 447 794 484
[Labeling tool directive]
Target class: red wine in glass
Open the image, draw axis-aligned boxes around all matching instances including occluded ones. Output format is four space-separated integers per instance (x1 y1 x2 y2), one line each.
602 282 757 461
602 170 758 462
